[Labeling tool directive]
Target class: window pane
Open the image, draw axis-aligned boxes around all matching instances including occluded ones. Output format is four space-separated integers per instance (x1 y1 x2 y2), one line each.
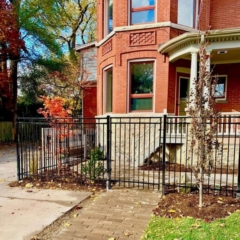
178 0 195 27
131 63 153 94
108 0 113 33
106 69 112 112
131 98 152 110
132 0 155 8
132 10 154 24
214 77 226 98
180 78 189 99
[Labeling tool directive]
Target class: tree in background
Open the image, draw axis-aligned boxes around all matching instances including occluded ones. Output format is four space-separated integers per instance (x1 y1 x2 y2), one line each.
0 0 25 122
0 0 96 125
18 0 96 116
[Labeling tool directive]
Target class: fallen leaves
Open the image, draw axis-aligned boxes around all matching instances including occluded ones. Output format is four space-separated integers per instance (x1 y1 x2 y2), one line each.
124 231 131 236
191 223 201 229
64 222 71 227
25 183 33 188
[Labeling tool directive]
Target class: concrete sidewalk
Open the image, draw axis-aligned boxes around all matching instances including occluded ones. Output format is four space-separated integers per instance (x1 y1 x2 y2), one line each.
53 189 161 240
0 145 91 240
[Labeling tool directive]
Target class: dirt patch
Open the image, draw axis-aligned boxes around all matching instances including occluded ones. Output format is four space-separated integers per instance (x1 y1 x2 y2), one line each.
153 192 240 222
9 177 107 192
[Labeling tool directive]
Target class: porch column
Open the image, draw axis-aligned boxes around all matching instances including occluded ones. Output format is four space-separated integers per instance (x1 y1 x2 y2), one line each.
204 51 211 109
189 51 198 106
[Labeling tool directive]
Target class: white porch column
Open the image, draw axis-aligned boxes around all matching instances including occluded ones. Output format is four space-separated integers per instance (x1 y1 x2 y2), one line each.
189 51 198 105
204 51 211 109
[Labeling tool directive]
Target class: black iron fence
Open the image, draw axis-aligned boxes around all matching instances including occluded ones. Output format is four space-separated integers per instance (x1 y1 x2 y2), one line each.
16 115 240 196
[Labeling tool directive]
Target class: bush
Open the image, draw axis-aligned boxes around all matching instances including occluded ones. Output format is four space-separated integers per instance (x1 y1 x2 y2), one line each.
82 147 104 181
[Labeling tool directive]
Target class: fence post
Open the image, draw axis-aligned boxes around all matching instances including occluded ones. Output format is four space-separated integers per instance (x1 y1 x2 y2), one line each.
106 115 111 191
162 114 167 195
16 118 21 180
237 143 240 198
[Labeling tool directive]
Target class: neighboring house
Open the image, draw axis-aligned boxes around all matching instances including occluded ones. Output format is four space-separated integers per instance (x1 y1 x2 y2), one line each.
75 42 97 119
96 0 240 117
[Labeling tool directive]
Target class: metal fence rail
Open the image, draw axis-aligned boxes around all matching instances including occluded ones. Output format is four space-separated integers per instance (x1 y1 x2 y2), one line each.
16 116 240 196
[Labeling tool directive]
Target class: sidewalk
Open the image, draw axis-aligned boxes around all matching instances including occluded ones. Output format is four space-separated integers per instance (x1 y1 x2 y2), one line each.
54 188 161 240
0 144 91 240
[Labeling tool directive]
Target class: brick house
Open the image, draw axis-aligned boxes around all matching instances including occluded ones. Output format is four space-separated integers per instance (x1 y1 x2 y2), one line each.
90 0 240 167
96 0 240 117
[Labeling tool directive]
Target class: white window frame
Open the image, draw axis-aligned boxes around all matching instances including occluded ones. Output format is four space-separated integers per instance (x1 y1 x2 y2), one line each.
211 75 228 101
127 59 156 112
103 65 113 113
128 0 157 26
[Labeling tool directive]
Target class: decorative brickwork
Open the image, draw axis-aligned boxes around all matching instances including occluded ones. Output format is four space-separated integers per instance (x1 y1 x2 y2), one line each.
130 31 155 46
102 40 112 56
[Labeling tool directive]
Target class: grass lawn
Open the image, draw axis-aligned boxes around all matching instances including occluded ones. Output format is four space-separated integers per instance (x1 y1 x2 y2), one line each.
142 210 240 240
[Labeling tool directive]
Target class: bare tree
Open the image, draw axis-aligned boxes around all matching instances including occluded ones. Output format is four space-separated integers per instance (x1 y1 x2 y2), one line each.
187 33 221 208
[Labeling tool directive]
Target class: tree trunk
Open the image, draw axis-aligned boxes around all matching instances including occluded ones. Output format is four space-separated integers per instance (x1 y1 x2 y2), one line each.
199 166 203 208
10 59 19 140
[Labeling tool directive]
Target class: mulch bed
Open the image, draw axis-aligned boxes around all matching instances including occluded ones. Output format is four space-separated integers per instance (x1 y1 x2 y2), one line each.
153 192 240 221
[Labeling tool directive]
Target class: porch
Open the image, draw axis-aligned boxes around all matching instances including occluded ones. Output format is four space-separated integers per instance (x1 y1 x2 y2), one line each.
158 29 240 116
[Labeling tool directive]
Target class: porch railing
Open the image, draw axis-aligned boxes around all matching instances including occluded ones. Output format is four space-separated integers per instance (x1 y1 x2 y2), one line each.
218 112 240 135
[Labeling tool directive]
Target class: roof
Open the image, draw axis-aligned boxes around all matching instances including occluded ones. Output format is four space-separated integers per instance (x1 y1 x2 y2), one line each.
75 42 97 51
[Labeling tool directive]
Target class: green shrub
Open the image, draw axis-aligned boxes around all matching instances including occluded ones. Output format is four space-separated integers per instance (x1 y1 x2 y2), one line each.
82 147 104 181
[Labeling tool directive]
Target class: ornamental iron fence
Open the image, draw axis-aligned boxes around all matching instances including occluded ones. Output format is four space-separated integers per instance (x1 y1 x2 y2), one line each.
16 115 240 196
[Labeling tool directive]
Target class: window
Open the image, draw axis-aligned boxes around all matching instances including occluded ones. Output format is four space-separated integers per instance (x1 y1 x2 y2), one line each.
104 67 113 113
180 77 189 99
212 76 227 99
104 0 113 36
130 61 154 111
130 0 155 25
178 0 198 28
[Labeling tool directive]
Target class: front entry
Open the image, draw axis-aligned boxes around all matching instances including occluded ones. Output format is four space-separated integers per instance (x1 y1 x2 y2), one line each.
178 77 190 116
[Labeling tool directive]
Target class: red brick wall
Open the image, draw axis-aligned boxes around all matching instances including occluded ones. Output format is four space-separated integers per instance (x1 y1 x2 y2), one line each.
198 0 211 30
96 0 103 41
83 87 97 118
114 0 128 27
210 0 240 29
157 0 171 22
170 0 178 23
97 27 171 115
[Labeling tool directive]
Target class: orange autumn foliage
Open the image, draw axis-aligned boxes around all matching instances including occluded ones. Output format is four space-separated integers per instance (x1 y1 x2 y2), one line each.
38 96 74 140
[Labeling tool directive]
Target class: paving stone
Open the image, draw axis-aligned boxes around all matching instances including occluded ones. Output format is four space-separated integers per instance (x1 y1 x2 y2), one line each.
53 189 161 240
